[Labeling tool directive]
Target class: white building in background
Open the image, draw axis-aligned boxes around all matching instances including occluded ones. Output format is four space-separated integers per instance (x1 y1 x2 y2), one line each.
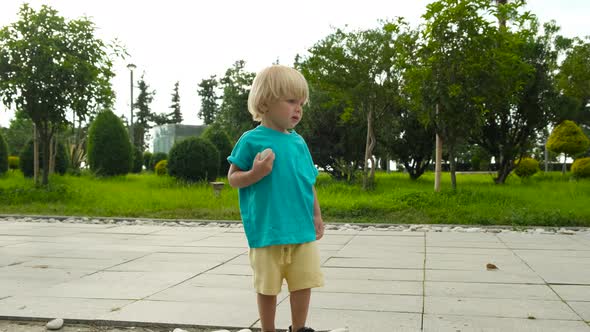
151 124 207 154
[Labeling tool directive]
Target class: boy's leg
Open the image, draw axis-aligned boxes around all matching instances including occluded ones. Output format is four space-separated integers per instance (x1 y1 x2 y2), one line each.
258 293 277 332
290 288 311 332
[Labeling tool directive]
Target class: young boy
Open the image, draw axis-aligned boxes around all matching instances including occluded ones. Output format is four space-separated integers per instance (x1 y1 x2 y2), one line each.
227 65 325 332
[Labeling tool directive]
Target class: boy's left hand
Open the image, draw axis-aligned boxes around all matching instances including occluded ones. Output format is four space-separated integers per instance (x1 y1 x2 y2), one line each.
314 217 325 240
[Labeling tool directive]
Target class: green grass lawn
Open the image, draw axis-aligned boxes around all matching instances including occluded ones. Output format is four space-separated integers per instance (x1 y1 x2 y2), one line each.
1 170 589 226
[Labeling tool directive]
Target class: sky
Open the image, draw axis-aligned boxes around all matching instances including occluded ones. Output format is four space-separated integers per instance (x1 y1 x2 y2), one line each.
1 0 589 129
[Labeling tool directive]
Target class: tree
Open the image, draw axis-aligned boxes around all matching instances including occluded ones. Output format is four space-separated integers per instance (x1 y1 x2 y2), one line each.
87 110 132 176
3 111 32 156
555 39 590 128
217 60 256 141
382 108 435 180
167 81 183 124
20 139 69 177
0 130 8 174
412 0 498 189
201 122 233 175
168 137 219 182
300 21 408 189
297 86 365 182
546 120 590 173
197 75 220 125
380 25 435 180
0 4 120 185
472 3 563 183
133 74 155 150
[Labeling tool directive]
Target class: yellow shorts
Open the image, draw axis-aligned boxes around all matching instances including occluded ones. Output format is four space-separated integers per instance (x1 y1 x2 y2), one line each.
249 241 324 296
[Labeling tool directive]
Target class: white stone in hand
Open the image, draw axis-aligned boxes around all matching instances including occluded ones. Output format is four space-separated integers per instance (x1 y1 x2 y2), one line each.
259 148 273 160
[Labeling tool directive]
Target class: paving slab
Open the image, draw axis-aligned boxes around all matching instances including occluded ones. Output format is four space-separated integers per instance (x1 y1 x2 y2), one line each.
423 314 590 331
1 220 589 331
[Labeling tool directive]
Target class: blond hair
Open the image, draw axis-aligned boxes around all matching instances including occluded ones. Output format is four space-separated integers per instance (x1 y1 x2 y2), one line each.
248 65 309 122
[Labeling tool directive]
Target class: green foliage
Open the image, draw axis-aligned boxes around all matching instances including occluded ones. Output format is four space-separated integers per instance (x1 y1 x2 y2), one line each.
168 137 219 182
133 75 156 150
149 152 167 171
2 115 32 156
0 4 122 185
572 157 590 178
201 123 233 175
546 120 590 156
87 110 132 176
414 0 497 185
19 140 69 177
131 146 143 173
382 108 435 180
0 183 72 205
298 87 365 181
514 157 540 178
299 20 412 186
470 146 492 171
167 81 183 124
0 131 7 174
556 40 590 126
217 60 257 140
143 151 152 169
1 171 589 226
197 75 220 125
8 156 19 170
155 159 168 176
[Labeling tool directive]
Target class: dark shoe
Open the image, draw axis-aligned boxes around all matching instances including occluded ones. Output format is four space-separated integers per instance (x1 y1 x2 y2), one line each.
288 326 315 332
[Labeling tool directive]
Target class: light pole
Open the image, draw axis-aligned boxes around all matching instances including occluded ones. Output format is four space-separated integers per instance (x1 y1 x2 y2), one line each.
127 63 137 145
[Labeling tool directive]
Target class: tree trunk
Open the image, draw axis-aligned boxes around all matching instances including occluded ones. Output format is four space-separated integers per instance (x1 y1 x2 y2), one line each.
42 131 51 186
562 154 567 174
362 107 375 190
434 104 442 192
544 144 548 172
496 0 507 28
494 156 513 184
33 123 39 186
449 147 457 190
48 134 55 175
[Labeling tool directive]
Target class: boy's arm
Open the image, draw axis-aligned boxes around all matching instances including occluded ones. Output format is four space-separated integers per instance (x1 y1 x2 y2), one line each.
313 186 325 240
227 151 275 189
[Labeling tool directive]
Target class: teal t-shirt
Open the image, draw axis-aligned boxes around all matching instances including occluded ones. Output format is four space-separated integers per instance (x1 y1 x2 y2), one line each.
227 125 318 248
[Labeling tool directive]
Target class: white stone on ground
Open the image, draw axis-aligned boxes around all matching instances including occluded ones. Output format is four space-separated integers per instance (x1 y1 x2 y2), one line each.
46 318 64 330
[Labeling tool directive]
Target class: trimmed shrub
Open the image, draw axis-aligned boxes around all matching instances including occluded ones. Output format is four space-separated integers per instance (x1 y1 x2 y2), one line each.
143 151 152 170
19 140 69 177
546 120 590 156
87 110 132 176
168 137 219 182
149 152 167 171
8 156 19 170
155 159 168 176
572 157 590 178
131 146 143 173
0 132 7 174
201 123 233 176
514 157 539 178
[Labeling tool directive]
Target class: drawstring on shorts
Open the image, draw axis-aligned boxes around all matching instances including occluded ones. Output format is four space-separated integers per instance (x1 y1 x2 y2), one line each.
279 245 292 265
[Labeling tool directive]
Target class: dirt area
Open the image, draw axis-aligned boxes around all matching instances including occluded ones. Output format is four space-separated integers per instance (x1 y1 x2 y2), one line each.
0 320 257 332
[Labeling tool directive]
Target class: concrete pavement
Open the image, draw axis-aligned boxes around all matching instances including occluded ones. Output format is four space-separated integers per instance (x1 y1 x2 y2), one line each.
0 219 589 331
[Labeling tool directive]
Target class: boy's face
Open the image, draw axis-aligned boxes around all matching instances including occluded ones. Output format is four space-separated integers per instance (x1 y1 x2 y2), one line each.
263 97 305 133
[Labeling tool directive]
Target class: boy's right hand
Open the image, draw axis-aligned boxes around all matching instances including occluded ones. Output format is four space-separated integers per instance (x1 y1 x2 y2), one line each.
251 150 275 178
